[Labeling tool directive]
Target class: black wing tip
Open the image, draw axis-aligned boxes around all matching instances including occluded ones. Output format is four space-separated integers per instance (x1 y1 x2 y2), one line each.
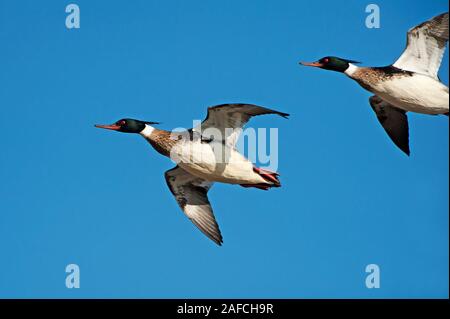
209 234 223 246
392 139 410 157
190 219 224 246
213 233 224 246
209 228 223 246
273 109 290 119
396 143 410 156
405 147 411 156
279 112 290 119
262 109 290 119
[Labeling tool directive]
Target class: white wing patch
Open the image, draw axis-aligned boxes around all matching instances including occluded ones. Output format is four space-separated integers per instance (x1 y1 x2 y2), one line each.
394 12 449 79
164 166 223 245
192 104 289 147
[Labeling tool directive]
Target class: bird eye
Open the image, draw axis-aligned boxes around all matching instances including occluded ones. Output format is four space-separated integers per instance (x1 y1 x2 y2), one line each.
118 120 126 126
323 58 329 63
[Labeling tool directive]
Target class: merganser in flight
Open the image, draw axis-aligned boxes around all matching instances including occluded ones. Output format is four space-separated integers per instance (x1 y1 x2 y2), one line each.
300 12 449 155
95 104 289 246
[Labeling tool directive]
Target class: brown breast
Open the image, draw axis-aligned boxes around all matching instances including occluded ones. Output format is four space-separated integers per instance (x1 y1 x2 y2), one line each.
352 66 414 91
145 129 181 157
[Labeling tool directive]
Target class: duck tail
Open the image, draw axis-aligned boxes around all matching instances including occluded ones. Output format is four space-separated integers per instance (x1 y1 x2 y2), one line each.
239 167 282 190
253 166 281 187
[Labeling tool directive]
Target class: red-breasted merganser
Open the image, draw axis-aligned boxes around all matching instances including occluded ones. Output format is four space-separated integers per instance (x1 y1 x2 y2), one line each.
301 12 449 155
96 104 289 245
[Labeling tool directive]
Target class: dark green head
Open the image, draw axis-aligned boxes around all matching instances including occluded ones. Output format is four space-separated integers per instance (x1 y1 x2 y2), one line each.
300 56 361 73
95 118 159 134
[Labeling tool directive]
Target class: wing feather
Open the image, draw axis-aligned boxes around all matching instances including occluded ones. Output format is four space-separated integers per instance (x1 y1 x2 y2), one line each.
165 166 223 245
369 95 410 156
393 12 449 79
192 104 289 147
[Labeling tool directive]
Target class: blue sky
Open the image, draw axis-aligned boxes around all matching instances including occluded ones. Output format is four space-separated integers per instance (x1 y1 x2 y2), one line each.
0 0 448 298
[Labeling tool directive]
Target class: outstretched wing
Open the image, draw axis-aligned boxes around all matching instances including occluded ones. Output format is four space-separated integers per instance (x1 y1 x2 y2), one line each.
369 95 410 156
164 166 223 245
393 12 449 79
192 103 289 147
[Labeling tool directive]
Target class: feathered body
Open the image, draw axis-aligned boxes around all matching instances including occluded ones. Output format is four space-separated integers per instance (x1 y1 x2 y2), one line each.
347 65 449 115
97 104 288 245
141 126 269 185
301 12 449 155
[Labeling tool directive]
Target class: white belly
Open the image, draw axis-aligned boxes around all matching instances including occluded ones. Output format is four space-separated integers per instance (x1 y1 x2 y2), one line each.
170 141 266 184
371 74 449 114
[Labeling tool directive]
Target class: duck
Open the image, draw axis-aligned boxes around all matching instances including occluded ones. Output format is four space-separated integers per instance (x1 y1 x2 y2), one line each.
300 12 449 155
95 104 289 246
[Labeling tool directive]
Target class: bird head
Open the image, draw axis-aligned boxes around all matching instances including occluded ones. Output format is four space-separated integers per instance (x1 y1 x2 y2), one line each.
95 118 159 134
300 56 361 73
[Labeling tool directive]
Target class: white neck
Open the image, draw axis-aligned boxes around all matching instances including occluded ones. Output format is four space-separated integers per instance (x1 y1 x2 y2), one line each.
140 124 155 138
344 63 359 77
